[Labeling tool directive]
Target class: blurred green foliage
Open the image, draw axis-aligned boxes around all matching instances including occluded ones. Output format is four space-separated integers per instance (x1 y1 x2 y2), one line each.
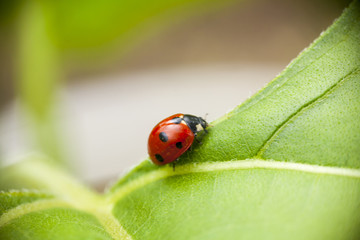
52 0 223 50
5 0 231 164
4 0 229 52
16 1 63 162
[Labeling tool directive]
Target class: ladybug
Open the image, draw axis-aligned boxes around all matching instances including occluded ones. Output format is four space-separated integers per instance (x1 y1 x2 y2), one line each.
148 113 208 165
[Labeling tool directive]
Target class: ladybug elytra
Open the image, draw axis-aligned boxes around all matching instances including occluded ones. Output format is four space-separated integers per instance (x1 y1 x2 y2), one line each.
148 113 208 165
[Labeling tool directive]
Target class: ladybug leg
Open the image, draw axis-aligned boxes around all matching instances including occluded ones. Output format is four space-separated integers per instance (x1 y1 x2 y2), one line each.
194 134 203 144
171 162 176 171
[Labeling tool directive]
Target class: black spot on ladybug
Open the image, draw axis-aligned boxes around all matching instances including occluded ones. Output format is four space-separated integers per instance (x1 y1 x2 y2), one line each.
155 154 164 162
170 117 182 124
176 142 183 149
159 132 168 142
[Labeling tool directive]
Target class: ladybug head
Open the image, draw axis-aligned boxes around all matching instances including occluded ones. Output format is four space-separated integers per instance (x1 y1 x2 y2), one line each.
199 117 208 130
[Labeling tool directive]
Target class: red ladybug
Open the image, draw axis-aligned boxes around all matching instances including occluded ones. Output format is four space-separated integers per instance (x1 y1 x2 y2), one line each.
148 113 208 165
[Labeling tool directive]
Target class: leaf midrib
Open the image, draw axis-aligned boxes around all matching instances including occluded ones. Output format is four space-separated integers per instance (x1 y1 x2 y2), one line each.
111 62 360 206
108 158 360 205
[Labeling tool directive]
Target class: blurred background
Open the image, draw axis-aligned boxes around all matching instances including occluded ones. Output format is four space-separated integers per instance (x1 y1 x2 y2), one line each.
0 0 350 189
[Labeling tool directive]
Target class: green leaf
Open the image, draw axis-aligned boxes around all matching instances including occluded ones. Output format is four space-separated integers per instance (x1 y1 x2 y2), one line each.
1 1 360 239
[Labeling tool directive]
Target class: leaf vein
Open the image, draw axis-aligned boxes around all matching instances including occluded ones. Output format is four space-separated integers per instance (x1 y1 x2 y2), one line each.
0 199 70 227
255 67 360 158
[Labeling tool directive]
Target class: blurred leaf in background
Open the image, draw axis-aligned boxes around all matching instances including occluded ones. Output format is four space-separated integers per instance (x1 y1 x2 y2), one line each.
53 0 225 50
16 1 62 162
1 0 233 165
